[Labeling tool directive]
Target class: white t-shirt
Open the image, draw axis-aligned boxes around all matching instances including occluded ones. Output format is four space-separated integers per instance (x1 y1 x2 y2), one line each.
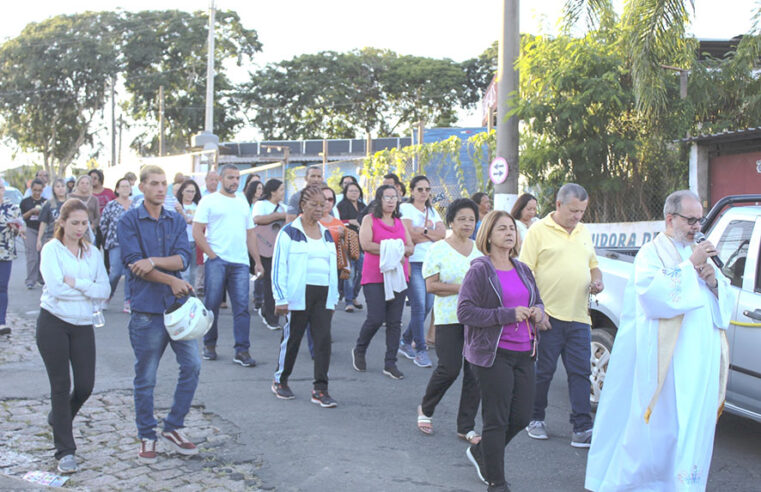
181 203 197 242
399 202 443 263
305 236 331 286
194 192 253 265
251 200 287 227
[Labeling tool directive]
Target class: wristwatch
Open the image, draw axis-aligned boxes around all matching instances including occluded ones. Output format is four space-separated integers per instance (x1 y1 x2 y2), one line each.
423 228 428 235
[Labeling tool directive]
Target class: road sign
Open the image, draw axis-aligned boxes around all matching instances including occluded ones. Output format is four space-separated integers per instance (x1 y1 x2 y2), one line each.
489 157 508 185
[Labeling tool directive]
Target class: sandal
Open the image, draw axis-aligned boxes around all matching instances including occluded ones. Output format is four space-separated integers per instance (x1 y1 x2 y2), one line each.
352 301 364 310
417 405 433 435
345 305 355 312
458 430 481 445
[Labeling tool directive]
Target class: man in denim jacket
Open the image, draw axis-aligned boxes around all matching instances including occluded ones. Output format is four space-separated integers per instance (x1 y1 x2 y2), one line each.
118 165 199 463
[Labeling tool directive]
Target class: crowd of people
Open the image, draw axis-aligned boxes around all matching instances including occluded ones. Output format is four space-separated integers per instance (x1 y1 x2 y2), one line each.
0 164 731 491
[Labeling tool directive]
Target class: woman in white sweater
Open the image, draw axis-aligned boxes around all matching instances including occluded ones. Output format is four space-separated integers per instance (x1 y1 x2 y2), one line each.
37 199 110 474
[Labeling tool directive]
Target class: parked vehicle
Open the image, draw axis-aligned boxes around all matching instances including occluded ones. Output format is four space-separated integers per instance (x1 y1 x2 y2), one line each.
590 194 761 423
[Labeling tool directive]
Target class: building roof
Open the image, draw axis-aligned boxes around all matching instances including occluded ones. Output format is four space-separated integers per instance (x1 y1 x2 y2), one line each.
680 127 761 144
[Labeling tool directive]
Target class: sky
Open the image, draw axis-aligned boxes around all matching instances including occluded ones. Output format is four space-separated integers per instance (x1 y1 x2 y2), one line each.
0 0 757 171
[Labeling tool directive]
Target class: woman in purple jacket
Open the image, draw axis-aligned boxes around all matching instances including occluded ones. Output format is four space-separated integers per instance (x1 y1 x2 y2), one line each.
457 210 545 492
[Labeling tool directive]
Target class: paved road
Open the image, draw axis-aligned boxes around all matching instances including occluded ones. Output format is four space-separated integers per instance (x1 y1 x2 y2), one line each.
3 249 760 491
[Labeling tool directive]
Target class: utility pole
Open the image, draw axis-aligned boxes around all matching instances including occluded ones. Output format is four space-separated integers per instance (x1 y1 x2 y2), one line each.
158 85 165 156
494 0 520 212
191 0 219 174
111 76 116 167
322 138 328 176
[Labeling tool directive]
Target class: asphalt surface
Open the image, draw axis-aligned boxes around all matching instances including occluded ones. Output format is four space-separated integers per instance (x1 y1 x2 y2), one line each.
3 247 761 491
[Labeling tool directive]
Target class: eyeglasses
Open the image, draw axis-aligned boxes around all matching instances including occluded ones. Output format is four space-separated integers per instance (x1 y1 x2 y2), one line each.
674 213 706 226
382 195 399 202
325 197 335 202
416 187 431 192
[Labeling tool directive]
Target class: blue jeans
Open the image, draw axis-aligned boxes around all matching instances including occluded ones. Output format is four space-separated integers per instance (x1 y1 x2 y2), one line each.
343 253 364 303
402 262 433 353
180 241 197 288
0 260 11 325
532 316 593 432
128 312 201 440
107 247 130 301
203 257 251 352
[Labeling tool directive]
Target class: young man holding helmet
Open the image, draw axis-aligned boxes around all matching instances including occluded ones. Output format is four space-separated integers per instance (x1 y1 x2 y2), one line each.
117 165 200 462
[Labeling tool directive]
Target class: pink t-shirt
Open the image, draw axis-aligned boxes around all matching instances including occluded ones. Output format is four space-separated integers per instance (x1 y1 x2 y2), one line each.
496 268 532 351
362 216 410 285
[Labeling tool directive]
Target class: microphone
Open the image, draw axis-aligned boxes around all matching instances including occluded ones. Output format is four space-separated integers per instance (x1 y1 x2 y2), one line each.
695 232 724 269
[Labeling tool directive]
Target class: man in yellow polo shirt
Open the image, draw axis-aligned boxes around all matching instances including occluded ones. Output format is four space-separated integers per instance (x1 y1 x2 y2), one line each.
519 183 603 448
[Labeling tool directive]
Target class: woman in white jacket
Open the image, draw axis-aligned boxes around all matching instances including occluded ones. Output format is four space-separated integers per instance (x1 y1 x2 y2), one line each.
37 199 110 474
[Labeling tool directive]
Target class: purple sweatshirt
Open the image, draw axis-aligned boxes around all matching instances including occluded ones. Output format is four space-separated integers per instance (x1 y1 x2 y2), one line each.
457 255 544 368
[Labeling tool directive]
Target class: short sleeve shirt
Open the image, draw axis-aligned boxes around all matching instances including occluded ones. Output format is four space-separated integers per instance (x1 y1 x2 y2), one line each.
422 239 483 325
251 200 287 227
38 199 64 245
20 196 45 230
194 192 254 265
519 213 599 324
399 203 443 263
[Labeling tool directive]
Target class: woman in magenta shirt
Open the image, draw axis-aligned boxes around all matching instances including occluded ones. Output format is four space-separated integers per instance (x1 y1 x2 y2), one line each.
457 210 545 491
351 185 414 380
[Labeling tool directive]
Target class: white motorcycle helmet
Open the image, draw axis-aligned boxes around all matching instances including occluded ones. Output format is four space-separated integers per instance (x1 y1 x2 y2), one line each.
164 293 214 341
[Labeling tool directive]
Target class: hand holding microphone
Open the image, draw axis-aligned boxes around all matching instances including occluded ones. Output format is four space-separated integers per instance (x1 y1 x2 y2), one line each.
693 232 724 269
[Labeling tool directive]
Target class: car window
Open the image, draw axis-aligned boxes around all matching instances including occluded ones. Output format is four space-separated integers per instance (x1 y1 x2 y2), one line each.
715 220 754 288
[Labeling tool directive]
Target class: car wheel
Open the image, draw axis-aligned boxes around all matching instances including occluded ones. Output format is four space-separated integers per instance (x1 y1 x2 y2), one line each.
590 328 614 410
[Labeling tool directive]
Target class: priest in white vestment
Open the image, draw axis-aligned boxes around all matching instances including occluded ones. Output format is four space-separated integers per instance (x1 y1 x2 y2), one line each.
585 190 734 492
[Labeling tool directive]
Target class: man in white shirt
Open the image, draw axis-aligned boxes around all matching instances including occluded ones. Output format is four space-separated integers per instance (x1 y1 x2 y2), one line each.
193 165 263 366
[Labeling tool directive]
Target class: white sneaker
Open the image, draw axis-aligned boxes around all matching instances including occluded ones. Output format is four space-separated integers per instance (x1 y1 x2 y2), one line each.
526 420 549 440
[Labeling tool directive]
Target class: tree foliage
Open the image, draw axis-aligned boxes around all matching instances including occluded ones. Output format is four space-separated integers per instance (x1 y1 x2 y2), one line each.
0 9 261 176
120 9 261 154
239 48 486 140
0 12 121 177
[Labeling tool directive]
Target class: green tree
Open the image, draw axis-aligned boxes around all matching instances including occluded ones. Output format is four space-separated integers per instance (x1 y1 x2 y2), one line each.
239 48 472 139
564 0 761 116
120 9 261 154
514 31 689 221
0 12 121 177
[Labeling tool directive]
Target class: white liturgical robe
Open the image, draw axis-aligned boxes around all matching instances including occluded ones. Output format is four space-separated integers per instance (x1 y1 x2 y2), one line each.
585 234 733 492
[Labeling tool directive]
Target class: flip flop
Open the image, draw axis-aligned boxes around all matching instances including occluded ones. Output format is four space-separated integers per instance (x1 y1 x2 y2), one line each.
417 405 433 435
458 430 481 445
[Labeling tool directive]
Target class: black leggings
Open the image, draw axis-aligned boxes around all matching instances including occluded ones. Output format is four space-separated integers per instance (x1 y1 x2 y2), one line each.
471 349 534 487
420 324 480 434
36 308 96 459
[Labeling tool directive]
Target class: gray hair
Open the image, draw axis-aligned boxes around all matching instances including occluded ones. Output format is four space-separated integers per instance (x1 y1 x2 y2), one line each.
557 183 588 204
219 164 239 177
663 190 700 219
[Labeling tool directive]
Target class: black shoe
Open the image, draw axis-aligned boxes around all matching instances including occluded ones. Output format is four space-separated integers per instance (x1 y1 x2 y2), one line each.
271 381 295 400
466 445 488 484
233 351 256 367
382 365 404 380
351 348 366 372
0 326 10 336
253 303 262 311
311 390 337 408
202 345 217 361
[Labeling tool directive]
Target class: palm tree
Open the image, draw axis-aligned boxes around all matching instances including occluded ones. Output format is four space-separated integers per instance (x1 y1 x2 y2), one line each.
563 0 761 116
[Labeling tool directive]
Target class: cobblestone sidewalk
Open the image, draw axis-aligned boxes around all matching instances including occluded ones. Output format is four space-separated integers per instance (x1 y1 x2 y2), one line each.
0 316 264 491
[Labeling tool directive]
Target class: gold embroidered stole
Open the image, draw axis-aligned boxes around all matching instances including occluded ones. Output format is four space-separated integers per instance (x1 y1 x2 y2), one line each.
644 233 729 423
